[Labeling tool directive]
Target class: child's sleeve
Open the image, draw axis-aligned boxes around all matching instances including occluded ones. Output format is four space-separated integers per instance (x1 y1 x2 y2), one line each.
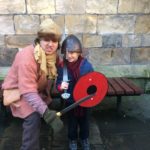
87 62 94 72
80 60 94 76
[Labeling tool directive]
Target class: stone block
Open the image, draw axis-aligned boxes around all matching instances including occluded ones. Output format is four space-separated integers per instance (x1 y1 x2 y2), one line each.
98 15 135 34
131 48 150 64
0 0 25 14
122 34 142 47
56 0 85 14
14 15 40 34
102 34 122 48
88 48 131 65
27 0 55 14
86 0 118 14
5 35 36 48
142 34 150 47
118 0 150 14
83 34 102 48
65 15 97 34
0 16 14 35
135 15 150 34
0 47 18 66
0 36 4 47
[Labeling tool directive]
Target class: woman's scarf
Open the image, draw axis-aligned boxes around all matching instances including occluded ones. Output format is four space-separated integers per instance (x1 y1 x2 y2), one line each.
34 44 57 80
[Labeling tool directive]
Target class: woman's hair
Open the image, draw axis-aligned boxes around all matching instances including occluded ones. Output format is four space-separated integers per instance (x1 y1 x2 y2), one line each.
34 35 60 50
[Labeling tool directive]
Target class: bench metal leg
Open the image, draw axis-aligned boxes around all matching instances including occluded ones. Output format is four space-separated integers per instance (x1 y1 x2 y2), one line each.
116 96 122 113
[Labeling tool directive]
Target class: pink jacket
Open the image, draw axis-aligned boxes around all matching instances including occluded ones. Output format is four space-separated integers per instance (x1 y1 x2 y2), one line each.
2 45 44 118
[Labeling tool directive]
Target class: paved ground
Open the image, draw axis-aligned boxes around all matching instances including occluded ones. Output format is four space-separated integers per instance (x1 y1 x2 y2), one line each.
93 109 150 150
1 103 150 150
0 110 104 150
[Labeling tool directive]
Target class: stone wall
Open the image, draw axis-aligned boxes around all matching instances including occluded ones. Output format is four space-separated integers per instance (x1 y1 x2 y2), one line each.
0 0 150 82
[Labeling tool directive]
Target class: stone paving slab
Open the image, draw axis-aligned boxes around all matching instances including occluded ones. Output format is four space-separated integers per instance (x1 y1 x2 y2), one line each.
48 117 104 150
93 109 150 150
0 117 104 150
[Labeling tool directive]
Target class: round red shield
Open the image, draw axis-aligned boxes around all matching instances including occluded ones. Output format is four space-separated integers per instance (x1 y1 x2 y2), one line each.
73 72 108 107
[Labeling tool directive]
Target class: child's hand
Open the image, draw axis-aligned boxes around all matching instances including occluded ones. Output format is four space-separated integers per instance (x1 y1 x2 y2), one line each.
61 82 69 90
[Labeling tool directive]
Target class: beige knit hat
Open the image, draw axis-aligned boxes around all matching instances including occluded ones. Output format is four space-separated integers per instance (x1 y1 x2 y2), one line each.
38 18 61 40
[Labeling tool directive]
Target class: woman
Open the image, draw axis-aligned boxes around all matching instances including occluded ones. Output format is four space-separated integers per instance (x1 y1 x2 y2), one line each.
2 18 63 150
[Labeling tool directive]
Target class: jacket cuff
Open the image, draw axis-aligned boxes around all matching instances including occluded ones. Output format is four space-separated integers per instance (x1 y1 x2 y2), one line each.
57 84 63 92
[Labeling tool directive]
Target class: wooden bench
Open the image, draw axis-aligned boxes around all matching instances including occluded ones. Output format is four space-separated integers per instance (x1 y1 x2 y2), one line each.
0 77 144 113
107 77 144 112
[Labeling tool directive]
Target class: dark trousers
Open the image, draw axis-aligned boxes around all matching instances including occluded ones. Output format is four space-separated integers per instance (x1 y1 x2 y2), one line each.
20 112 41 150
67 107 90 141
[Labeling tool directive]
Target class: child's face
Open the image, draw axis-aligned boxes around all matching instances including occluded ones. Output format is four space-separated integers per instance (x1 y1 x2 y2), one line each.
66 51 81 62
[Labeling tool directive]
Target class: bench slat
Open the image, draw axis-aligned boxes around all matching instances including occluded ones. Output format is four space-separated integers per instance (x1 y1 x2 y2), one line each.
108 78 124 95
107 84 116 95
113 78 135 95
121 78 144 95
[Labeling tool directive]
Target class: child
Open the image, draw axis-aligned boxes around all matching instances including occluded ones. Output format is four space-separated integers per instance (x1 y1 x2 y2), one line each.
56 35 94 150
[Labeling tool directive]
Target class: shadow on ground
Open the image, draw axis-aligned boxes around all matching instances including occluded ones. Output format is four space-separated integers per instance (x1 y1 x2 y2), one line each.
0 109 103 150
93 109 150 150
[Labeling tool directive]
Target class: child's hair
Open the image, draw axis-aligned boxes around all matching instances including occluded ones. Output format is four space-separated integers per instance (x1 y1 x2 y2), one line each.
61 34 82 54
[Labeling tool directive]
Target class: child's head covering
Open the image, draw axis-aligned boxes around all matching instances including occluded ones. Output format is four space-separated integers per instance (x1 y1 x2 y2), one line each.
61 34 82 54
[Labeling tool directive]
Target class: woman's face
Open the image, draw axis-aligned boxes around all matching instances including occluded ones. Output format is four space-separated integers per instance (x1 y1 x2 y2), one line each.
66 51 81 62
40 39 58 55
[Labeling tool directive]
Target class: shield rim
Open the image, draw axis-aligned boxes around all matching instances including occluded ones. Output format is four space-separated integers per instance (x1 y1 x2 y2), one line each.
73 71 108 107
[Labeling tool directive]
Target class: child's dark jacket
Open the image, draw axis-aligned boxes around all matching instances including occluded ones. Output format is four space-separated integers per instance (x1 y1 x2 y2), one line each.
56 58 94 104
